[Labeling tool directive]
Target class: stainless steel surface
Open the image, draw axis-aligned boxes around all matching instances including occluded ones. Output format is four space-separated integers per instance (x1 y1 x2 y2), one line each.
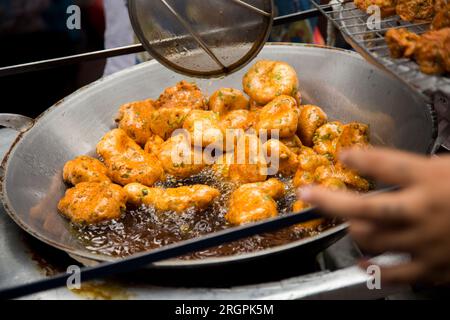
129 0 274 77
310 0 450 101
0 44 436 269
0 114 34 132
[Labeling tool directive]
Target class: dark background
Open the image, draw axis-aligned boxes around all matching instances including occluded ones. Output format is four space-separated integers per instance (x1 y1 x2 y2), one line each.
0 0 105 118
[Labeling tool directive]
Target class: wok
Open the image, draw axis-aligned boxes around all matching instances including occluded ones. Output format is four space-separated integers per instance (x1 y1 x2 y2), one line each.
0 44 437 269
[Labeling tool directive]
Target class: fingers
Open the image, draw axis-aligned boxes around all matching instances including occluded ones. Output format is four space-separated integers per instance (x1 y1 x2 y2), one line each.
350 221 423 253
339 147 427 186
298 186 414 226
360 260 425 285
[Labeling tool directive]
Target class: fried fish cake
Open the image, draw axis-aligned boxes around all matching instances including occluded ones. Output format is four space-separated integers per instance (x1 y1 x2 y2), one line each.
63 156 110 185
58 182 127 224
124 183 220 213
97 129 164 186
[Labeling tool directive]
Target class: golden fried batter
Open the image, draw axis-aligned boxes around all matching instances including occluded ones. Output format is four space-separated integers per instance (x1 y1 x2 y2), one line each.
396 0 436 21
225 179 285 225
97 129 164 186
385 28 420 58
208 88 249 115
432 3 450 29
183 110 224 148
293 169 316 188
298 146 331 172
115 99 155 146
255 95 299 138
313 122 344 161
155 80 207 110
414 27 450 74
144 135 165 156
63 156 110 185
220 110 257 150
156 133 205 179
150 106 191 140
243 60 299 105
297 105 328 147
280 135 303 155
315 164 370 192
336 122 370 155
293 147 337 188
354 0 397 17
213 134 268 184
58 182 127 224
292 200 310 213
220 110 256 132
263 139 299 176
124 183 219 213
60 59 374 234
249 99 265 111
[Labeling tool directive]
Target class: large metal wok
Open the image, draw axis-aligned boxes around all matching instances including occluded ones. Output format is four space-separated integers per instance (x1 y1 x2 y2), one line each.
0 44 437 269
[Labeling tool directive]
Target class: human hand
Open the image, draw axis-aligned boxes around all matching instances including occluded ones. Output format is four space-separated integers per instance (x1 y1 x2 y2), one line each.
297 148 450 286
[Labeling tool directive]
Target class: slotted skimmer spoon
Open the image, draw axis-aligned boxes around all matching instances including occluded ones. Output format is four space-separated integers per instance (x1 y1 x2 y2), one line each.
128 0 274 77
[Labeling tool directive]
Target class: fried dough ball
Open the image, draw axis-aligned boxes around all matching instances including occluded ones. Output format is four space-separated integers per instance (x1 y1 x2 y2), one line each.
315 164 370 192
144 135 165 156
414 28 450 74
156 133 205 179
155 80 207 110
297 105 328 147
280 135 303 155
225 178 285 225
243 60 299 105
213 134 267 184
313 121 344 161
293 178 346 211
238 178 286 199
124 183 219 213
249 99 264 111
263 139 299 176
58 182 127 224
432 3 450 29
336 122 370 155
220 110 257 150
63 156 110 185
208 88 249 115
220 110 256 132
255 95 299 138
396 0 436 22
115 99 156 146
354 0 397 17
183 110 224 148
293 147 332 188
149 106 191 140
385 28 420 59
293 169 316 188
96 129 164 186
298 146 331 172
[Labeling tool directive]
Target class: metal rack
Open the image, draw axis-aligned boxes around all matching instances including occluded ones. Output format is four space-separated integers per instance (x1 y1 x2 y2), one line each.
310 0 450 103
